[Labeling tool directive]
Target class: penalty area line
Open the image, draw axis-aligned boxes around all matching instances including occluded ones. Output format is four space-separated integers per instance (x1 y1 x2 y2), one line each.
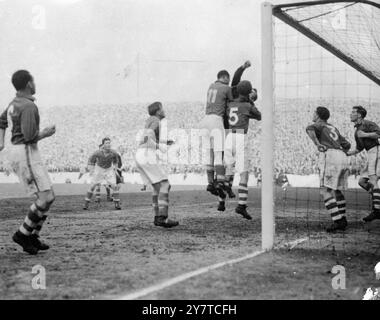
115 237 307 300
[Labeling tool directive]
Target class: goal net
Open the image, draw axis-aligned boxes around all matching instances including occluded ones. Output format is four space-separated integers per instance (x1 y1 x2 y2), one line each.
262 1 380 254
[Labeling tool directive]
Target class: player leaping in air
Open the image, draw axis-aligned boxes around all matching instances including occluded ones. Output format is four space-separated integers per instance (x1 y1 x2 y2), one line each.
135 101 178 228
199 61 252 210
224 80 261 219
83 137 122 210
306 106 351 232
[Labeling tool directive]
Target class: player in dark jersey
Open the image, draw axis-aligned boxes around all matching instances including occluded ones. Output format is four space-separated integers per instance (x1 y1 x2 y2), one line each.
0 70 56 255
223 61 257 199
135 102 178 228
83 137 121 210
347 106 380 222
306 106 351 232
224 80 261 218
94 143 113 202
199 69 233 199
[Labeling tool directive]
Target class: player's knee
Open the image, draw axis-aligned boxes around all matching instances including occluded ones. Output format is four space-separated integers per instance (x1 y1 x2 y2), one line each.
240 171 249 184
160 180 170 192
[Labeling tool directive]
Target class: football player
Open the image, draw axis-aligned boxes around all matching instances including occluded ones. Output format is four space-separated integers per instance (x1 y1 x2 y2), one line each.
224 80 261 218
347 106 380 222
306 106 351 232
83 137 121 210
0 70 56 255
135 101 178 228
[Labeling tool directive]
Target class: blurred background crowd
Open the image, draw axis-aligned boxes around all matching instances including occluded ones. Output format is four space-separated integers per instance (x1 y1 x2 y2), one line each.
0 99 377 178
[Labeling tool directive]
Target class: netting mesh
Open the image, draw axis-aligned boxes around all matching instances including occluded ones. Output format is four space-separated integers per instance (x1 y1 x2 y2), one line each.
274 1 380 85
272 1 380 254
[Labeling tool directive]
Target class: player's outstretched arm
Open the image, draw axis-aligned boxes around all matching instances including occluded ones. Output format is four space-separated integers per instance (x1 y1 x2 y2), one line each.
231 61 251 89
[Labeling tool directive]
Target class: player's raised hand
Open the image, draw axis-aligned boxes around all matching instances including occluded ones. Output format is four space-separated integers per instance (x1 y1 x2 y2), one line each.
167 139 175 146
243 60 251 69
42 125 56 138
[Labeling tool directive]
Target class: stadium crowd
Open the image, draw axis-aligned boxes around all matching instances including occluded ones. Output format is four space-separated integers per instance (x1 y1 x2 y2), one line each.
0 99 377 176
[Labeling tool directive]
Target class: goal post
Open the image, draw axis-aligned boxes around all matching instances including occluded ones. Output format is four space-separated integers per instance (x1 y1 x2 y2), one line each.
260 0 380 251
261 1 275 251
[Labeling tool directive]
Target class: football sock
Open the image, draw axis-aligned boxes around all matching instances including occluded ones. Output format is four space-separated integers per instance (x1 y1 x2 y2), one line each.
238 183 248 206
324 197 342 221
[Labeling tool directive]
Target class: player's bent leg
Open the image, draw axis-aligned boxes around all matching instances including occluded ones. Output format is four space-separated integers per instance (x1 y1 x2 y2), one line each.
111 184 121 210
323 188 347 232
95 185 101 203
152 182 161 217
364 176 380 222
154 180 178 228
12 189 55 254
83 183 98 210
235 171 252 220
30 190 55 250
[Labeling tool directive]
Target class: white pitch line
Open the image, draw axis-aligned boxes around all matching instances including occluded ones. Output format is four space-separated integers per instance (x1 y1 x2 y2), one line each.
115 237 308 300
116 250 265 300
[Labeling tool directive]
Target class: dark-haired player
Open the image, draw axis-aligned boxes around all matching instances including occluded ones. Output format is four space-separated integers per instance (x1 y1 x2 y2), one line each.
306 106 351 232
0 70 56 254
135 101 178 228
83 137 121 210
224 80 261 218
347 106 380 222
94 143 113 202
199 69 233 200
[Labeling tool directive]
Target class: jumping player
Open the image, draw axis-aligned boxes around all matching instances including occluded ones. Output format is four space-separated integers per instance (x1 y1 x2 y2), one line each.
347 106 380 222
83 137 121 210
0 70 56 255
224 80 261 219
306 106 351 232
199 69 233 199
135 101 178 228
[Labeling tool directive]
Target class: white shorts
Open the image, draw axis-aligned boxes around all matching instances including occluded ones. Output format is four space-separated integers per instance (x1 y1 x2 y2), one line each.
90 165 116 187
361 146 380 178
319 149 349 190
224 132 250 174
135 147 168 185
199 114 225 152
3 143 52 196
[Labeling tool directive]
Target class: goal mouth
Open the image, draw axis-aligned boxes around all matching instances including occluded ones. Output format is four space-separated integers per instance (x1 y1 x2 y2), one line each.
272 0 380 86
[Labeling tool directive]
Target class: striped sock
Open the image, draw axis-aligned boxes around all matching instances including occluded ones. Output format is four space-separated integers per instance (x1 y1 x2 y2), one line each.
112 191 120 204
95 186 101 201
158 192 169 217
324 197 342 221
238 183 248 206
215 165 225 184
206 169 215 185
19 203 44 236
152 195 159 216
32 215 48 236
225 175 234 189
335 192 346 216
85 191 93 202
372 189 380 212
